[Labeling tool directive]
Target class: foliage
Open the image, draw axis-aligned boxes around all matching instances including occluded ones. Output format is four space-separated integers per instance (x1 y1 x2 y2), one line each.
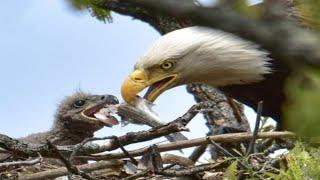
279 142 320 179
68 0 112 22
222 142 320 179
296 0 320 30
284 68 320 137
225 161 238 180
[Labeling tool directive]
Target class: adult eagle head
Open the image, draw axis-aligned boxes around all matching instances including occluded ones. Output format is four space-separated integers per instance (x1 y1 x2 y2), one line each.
121 26 285 122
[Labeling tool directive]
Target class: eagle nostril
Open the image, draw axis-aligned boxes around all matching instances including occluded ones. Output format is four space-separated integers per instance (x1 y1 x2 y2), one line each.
100 95 106 100
134 77 143 82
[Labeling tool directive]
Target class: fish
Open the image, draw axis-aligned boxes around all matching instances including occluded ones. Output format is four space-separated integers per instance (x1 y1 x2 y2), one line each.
117 96 188 143
94 104 119 127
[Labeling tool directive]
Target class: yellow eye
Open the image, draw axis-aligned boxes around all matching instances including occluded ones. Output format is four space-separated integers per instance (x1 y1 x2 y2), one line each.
161 61 175 70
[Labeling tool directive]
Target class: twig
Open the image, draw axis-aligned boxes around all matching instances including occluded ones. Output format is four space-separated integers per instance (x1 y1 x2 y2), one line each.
0 153 42 169
118 103 188 142
97 119 188 153
207 138 264 179
162 163 177 170
114 136 138 165
207 138 248 172
0 154 12 163
247 101 263 156
69 136 115 163
206 137 236 158
157 160 228 177
0 134 50 158
46 140 95 180
162 154 193 167
207 138 247 169
188 145 207 163
257 138 275 153
19 160 124 180
172 101 215 124
227 98 245 123
0 148 9 154
76 131 295 161
123 171 149 180
137 145 163 174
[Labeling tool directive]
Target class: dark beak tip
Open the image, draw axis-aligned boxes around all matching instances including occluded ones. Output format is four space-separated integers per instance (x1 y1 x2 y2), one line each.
106 95 119 104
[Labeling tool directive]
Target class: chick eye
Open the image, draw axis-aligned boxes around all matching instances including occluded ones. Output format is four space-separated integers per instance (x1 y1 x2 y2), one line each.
74 100 86 108
161 61 175 70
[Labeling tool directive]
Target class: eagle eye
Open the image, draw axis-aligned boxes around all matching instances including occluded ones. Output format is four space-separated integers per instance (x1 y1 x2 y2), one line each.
74 99 86 108
160 61 175 70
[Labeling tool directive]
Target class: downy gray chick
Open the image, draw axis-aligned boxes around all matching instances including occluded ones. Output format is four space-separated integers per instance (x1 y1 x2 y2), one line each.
21 92 119 145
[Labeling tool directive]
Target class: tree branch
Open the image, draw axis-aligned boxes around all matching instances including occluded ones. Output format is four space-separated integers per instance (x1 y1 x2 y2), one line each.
188 144 207 163
76 131 295 161
20 160 123 180
46 140 95 180
98 0 193 34
247 101 264 155
0 153 42 169
118 103 188 142
162 153 194 167
157 160 228 177
125 0 320 67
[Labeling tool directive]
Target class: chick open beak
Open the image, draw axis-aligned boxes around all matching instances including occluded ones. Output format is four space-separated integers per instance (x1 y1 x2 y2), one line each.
121 70 177 104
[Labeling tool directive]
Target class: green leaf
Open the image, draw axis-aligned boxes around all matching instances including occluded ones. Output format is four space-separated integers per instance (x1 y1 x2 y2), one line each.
225 161 238 180
264 172 280 180
295 0 320 30
284 67 320 137
279 142 320 179
67 0 112 22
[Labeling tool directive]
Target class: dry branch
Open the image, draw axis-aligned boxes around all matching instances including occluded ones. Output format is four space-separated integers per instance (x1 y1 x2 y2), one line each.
157 160 228 177
162 154 193 167
247 101 264 155
189 144 207 163
19 160 123 180
118 103 188 142
76 131 295 161
123 170 149 180
0 153 42 169
46 140 95 180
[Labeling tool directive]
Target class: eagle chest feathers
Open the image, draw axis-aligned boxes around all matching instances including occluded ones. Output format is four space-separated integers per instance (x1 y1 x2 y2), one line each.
121 26 292 126
220 60 290 123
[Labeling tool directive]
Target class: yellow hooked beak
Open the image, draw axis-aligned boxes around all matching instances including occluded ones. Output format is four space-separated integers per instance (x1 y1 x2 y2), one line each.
121 70 177 104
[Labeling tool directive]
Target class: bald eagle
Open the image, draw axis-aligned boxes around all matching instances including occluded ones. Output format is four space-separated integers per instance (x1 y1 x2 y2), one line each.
121 26 291 126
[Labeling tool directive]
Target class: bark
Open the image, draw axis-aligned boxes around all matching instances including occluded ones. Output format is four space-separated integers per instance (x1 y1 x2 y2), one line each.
19 160 123 180
187 84 250 158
